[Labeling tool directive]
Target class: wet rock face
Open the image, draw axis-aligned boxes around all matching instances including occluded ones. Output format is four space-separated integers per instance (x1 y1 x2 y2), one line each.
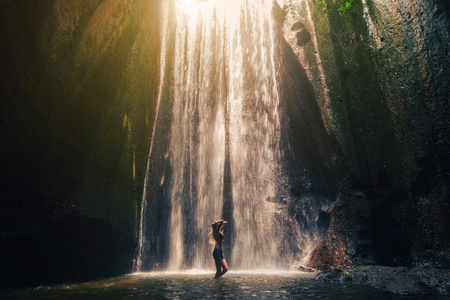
308 189 371 271
296 28 311 46
290 21 311 46
291 21 306 31
0 0 159 288
281 0 450 270
315 266 450 295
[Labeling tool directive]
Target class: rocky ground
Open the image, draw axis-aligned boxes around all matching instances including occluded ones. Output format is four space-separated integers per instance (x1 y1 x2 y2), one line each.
314 265 450 295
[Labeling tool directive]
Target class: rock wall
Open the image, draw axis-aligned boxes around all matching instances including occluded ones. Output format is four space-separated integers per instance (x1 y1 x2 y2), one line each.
279 0 449 269
0 0 160 287
1 0 449 288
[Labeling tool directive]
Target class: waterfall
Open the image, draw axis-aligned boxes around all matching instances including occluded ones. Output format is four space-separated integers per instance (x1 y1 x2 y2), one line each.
136 0 306 272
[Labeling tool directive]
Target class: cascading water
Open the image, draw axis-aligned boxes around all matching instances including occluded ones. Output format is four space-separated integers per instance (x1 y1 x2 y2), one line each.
135 0 311 272
134 0 171 273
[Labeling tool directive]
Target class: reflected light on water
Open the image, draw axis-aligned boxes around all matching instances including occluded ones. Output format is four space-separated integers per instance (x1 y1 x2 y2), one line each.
3 272 443 300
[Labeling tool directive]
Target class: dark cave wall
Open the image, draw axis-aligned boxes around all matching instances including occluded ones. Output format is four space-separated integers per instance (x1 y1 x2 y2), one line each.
0 0 159 287
282 0 449 269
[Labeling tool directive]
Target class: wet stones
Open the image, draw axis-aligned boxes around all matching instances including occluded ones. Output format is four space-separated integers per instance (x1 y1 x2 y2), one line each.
315 266 450 295
291 21 311 46
298 265 319 273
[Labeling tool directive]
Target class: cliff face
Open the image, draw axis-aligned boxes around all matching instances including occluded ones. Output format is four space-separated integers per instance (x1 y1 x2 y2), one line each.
281 0 449 269
1 0 449 288
0 0 159 287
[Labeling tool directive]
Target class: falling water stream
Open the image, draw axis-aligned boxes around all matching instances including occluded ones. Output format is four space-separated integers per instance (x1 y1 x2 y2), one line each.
135 0 306 272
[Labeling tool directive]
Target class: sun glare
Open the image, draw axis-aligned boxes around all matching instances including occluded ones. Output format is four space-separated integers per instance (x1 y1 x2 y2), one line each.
176 0 196 9
184 0 195 7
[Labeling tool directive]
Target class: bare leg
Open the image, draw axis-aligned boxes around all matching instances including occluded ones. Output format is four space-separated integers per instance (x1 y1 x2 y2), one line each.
219 259 228 277
214 259 221 278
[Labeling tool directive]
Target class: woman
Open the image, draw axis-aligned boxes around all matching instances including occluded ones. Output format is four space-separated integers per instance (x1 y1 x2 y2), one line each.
210 220 229 278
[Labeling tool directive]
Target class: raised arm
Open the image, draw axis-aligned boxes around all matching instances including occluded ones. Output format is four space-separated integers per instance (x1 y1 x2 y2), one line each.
219 220 227 231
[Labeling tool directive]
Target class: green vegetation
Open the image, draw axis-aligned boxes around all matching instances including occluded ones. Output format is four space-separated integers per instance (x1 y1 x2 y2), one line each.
314 0 354 14
337 0 354 13
317 0 328 13
285 0 297 16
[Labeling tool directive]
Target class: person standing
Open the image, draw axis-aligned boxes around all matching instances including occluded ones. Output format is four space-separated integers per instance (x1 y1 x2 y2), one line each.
210 220 229 278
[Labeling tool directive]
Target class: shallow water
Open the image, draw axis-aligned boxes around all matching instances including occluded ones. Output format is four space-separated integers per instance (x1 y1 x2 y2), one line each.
2 271 448 300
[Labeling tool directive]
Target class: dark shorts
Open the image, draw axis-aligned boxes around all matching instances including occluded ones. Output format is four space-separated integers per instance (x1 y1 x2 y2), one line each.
213 248 224 260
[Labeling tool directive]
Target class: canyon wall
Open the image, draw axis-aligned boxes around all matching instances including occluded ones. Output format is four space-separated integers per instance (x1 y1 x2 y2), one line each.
0 0 159 287
280 0 449 269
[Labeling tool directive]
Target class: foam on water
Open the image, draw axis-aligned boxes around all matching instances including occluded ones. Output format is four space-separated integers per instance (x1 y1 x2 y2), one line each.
131 269 312 278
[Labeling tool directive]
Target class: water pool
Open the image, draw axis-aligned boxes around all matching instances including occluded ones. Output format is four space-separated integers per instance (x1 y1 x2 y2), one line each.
2 271 449 299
